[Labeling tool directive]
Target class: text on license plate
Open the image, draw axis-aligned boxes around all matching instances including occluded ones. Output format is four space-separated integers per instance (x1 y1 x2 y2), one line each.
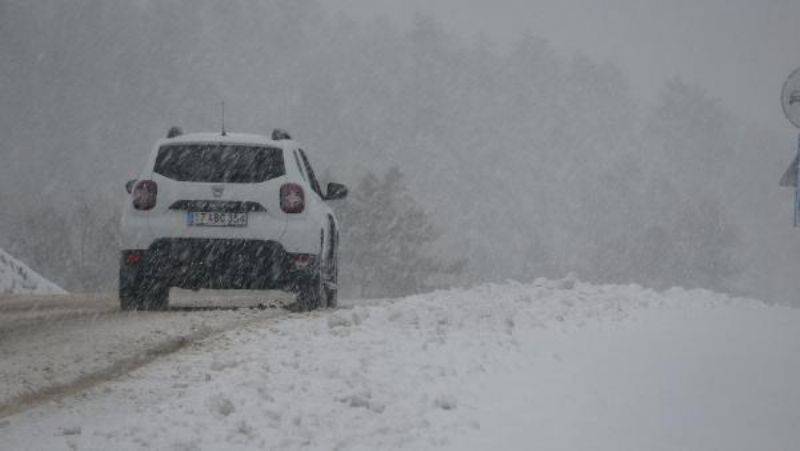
187 212 248 227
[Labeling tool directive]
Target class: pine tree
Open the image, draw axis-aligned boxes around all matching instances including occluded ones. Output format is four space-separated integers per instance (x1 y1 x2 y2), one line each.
336 167 465 298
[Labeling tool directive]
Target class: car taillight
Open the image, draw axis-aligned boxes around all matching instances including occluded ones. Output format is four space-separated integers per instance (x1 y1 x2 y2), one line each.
125 251 144 265
290 254 316 270
280 183 304 214
132 180 157 210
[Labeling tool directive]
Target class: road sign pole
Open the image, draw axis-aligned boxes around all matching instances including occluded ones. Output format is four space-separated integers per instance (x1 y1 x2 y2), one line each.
795 134 800 227
778 67 800 225
794 134 800 226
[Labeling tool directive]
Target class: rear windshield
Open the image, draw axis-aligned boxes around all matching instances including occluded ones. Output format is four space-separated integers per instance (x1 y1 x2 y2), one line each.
154 144 285 183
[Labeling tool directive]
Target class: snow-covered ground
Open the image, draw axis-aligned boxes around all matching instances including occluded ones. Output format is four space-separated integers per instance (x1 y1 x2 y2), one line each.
0 248 66 295
0 292 286 410
1 279 798 450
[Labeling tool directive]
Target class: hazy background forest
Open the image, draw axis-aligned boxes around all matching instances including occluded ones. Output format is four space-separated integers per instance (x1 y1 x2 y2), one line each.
1 0 797 303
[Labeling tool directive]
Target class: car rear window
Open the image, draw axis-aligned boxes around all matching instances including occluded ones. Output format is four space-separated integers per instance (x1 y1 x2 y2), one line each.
154 144 285 183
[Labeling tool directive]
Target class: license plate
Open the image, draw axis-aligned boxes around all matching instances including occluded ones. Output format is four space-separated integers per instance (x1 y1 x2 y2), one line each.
187 212 247 227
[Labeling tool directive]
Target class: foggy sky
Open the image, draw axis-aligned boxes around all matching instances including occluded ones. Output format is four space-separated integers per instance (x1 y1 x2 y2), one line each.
2 0 799 304
330 0 800 134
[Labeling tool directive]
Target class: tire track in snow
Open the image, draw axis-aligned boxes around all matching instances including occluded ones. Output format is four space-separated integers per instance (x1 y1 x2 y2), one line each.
0 332 196 419
0 293 290 419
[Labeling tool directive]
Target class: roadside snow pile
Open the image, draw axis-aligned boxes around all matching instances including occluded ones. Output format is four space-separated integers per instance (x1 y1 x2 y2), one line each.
0 248 66 295
2 278 799 450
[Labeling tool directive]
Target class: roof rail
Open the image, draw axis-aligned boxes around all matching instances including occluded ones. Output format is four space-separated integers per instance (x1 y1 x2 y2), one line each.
272 128 292 141
167 126 183 139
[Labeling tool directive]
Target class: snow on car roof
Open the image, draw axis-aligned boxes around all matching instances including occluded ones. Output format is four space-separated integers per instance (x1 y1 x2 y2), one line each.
159 132 293 147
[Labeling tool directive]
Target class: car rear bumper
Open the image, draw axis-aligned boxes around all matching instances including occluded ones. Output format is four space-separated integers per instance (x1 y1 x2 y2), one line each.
121 238 317 291
119 211 320 255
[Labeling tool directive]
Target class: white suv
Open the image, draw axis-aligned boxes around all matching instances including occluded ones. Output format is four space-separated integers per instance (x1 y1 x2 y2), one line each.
119 128 347 311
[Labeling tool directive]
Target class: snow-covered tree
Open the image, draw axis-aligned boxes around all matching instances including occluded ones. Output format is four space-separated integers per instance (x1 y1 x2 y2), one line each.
336 167 464 298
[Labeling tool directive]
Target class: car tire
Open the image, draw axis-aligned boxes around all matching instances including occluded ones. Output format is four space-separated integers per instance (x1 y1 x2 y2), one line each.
119 266 168 311
324 281 337 309
295 273 323 311
323 222 338 309
324 250 338 309
294 232 329 312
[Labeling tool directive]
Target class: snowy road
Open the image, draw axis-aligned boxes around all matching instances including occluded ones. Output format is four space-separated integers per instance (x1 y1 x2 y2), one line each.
1 280 799 450
0 291 290 417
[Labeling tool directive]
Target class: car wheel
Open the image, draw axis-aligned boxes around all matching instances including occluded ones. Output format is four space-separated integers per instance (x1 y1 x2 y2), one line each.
295 272 323 311
294 232 329 312
140 282 169 311
324 279 337 309
119 265 168 311
324 245 338 309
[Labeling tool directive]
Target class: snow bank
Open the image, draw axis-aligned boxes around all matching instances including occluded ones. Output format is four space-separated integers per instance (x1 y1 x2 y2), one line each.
0 248 66 295
2 279 798 450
